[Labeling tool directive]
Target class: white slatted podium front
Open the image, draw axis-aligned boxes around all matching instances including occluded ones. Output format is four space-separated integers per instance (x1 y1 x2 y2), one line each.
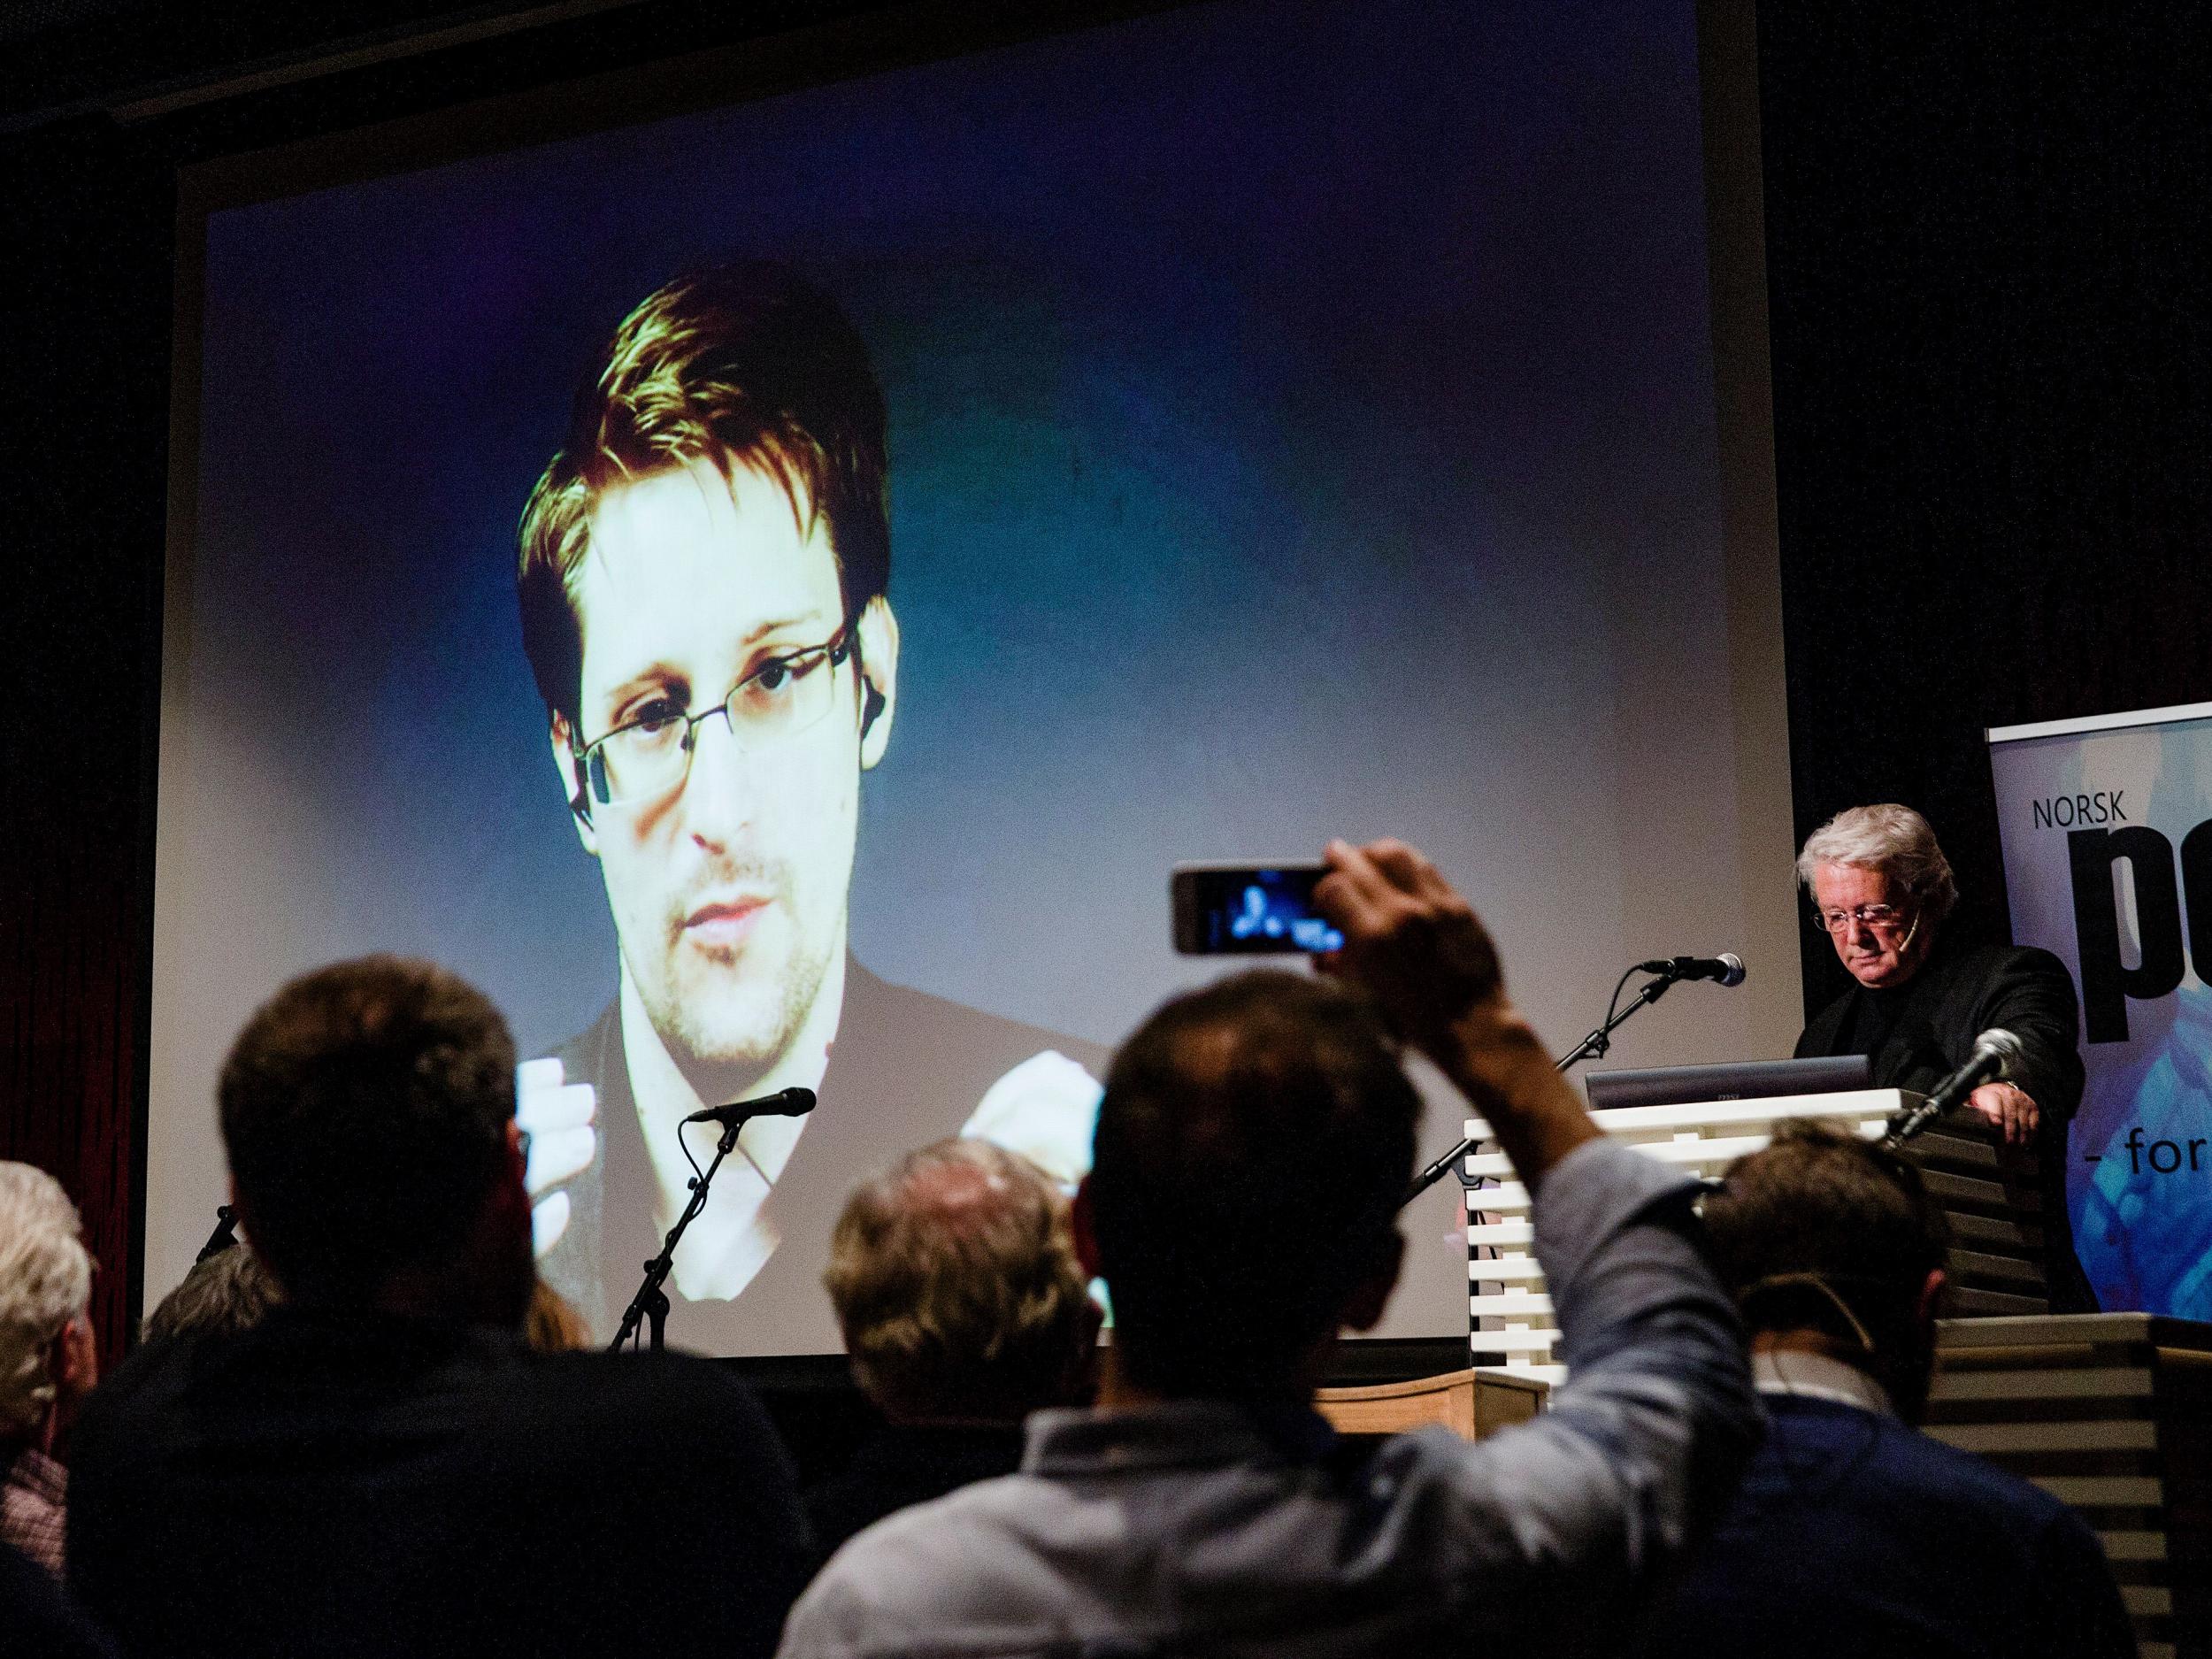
1464 1087 2055 1383
1458 1092 2206 1655
1463 1087 1905 1385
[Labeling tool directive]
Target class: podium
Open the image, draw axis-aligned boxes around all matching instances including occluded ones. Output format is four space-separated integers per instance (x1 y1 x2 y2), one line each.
1313 1367 1548 1442
1454 1089 2209 1655
1926 1313 2212 1659
1461 1087 2050 1384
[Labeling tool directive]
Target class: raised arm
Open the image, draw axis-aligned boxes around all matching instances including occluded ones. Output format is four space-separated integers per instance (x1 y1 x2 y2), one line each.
1316 839 1761 1640
1313 838 1597 1187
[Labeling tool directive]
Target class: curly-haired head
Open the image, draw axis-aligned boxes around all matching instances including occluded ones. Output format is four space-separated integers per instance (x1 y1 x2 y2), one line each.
826 1139 1096 1422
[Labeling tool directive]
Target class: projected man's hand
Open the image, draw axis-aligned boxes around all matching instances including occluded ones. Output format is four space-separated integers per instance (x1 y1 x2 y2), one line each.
960 1050 1103 1191
516 1056 597 1256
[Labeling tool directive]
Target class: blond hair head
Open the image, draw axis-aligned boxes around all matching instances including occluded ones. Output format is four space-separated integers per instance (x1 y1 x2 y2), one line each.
0 1163 92 1437
1796 803 1959 924
826 1140 1094 1422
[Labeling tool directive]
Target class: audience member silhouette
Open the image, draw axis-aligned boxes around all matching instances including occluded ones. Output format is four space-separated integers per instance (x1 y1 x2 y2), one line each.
141 1242 281 1348
807 1139 1098 1555
66 956 811 1659
779 838 1762 1657
1632 1122 2134 1659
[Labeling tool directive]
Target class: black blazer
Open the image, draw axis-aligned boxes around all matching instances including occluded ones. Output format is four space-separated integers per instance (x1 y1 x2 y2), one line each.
66 1310 812 1659
1796 939 2093 1310
1794 941 2085 1125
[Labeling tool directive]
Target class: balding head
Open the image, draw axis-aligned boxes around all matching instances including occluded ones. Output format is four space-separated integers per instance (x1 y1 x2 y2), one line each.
826 1140 1097 1423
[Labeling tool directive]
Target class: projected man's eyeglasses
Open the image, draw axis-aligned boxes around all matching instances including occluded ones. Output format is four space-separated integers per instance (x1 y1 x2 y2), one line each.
572 618 859 809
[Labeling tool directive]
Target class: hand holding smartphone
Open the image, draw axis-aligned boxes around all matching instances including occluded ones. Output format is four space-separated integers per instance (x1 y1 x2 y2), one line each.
1170 863 1345 955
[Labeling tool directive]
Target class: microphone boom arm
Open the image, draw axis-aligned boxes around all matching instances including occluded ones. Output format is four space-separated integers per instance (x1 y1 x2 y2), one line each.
1402 962 1686 1210
607 1111 754 1353
1883 1030 2020 1149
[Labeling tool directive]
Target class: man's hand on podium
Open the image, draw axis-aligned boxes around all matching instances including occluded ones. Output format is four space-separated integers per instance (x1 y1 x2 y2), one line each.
1315 837 1599 1192
1969 1079 2039 1146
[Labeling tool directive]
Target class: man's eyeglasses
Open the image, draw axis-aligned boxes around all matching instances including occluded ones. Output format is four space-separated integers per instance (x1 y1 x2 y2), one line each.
1811 902 1911 937
572 618 859 810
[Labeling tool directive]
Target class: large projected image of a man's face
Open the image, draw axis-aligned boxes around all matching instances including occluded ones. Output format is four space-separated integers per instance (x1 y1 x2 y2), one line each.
516 264 901 1100
565 459 897 1077
515 263 1101 1335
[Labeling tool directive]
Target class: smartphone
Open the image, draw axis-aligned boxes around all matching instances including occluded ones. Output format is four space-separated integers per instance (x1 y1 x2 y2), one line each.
1171 863 1344 955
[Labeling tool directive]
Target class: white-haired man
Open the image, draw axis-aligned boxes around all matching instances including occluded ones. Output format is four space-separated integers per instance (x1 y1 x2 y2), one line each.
0 1163 96 1578
1793 803 2093 1310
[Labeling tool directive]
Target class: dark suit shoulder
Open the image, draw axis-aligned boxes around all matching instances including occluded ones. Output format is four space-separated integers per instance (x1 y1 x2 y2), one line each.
841 962 1109 1077
1796 988 1854 1057
1941 941 2073 992
68 1317 813 1659
73 1319 189 1433
512 1351 793 1467
1766 1397 2069 1531
801 1423 1026 1560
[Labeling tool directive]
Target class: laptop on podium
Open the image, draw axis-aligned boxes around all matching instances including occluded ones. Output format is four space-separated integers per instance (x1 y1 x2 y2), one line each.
1584 1054 1871 1112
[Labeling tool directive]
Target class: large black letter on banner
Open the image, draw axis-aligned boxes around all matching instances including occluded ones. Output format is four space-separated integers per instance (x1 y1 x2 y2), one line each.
2069 826 2183 1043
2181 820 2212 987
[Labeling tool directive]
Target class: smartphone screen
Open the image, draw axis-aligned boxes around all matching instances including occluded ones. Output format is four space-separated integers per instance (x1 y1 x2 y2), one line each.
1171 864 1344 954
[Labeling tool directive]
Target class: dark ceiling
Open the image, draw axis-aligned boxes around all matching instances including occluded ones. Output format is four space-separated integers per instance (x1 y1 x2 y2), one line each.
0 0 889 134
1 0 516 127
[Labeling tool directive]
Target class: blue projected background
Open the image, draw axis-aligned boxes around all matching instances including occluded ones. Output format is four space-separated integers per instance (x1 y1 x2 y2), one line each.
150 0 1797 1350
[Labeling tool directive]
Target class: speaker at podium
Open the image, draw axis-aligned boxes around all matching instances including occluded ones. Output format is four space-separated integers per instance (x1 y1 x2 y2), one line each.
1463 1055 2053 1383
1450 1055 2208 1657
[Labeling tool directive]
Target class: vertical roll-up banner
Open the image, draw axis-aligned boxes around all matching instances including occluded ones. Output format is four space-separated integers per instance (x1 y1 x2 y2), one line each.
1989 701 2212 1317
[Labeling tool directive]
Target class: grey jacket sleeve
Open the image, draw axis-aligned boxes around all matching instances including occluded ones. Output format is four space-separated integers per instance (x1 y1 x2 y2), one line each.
1976 946 2086 1124
774 1139 1761 1659
1430 1138 1762 1648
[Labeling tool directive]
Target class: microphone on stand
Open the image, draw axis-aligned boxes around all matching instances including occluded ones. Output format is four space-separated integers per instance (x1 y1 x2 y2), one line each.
1886 1029 2023 1148
682 1087 818 1126
1634 953 1747 987
612 1085 819 1355
195 1205 240 1263
1403 949 1748 1210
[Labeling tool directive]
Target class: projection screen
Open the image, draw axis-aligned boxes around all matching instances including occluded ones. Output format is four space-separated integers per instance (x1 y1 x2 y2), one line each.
150 0 1799 1354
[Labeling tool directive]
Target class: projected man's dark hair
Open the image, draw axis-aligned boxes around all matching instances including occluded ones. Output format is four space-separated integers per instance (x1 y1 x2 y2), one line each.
218 956 517 1305
1088 971 1419 1396
516 260 892 729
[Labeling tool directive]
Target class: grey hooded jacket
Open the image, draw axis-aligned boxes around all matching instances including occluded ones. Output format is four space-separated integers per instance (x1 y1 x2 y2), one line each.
777 1138 1761 1659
